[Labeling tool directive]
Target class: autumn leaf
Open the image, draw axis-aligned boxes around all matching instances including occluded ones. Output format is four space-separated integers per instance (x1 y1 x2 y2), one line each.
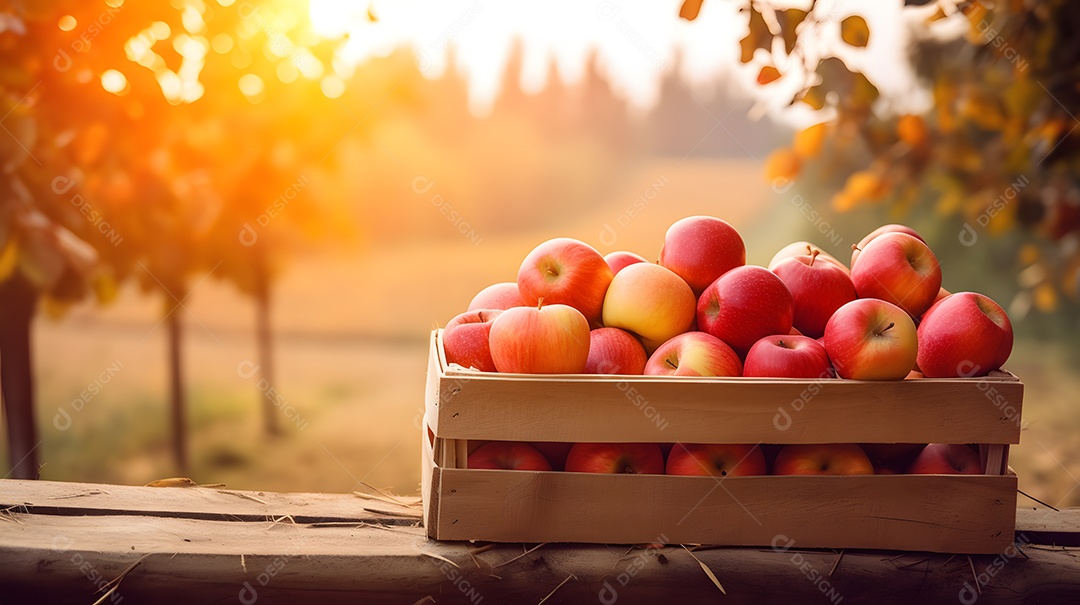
840 15 870 48
794 123 828 158
679 0 705 21
777 9 808 55
764 148 801 183
897 114 928 147
757 65 782 85
740 6 772 63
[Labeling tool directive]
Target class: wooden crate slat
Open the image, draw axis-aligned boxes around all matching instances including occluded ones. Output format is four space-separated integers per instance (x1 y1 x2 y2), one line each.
429 331 1024 444
430 468 1018 553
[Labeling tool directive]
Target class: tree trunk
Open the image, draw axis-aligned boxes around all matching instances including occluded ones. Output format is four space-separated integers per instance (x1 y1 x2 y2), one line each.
166 306 188 473
254 256 280 436
0 274 40 479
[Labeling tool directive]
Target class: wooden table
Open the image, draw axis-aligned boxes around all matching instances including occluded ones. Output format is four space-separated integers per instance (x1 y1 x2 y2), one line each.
1 479 1078 604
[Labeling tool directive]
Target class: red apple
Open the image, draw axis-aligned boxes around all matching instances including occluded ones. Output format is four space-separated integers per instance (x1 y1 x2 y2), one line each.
916 292 1013 378
602 262 697 352
528 442 574 471
488 301 590 373
768 242 849 274
666 443 767 477
697 266 794 358
468 442 553 471
658 216 746 295
604 251 649 275
442 309 504 372
467 282 525 311
850 224 925 267
517 238 614 324
644 332 742 377
824 298 918 380
851 232 942 317
772 444 874 475
564 443 665 474
908 443 982 475
586 327 647 375
743 335 832 379
772 249 858 338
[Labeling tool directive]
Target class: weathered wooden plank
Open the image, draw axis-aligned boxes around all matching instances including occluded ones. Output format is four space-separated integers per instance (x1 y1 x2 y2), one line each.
1016 506 1080 546
0 479 420 524
1 511 1078 605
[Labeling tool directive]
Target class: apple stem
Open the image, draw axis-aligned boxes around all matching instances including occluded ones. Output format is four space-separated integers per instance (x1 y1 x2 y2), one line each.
537 297 544 310
809 249 820 267
665 358 678 370
879 321 895 335
852 244 861 252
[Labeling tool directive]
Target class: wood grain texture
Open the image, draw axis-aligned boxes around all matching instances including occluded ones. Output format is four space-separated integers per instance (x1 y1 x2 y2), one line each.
0 479 1076 605
428 468 1018 553
428 331 1024 445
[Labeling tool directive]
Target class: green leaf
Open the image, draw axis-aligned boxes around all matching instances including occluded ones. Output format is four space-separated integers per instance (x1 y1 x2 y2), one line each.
840 15 870 48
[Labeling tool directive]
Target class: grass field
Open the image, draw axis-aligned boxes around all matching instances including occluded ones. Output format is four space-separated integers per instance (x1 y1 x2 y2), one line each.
4 158 1079 508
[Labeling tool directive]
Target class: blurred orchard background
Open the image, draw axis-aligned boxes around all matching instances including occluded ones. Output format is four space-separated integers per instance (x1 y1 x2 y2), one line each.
1 0 1078 506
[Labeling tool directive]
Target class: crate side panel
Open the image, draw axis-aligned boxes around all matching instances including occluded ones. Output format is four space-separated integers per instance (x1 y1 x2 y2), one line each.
434 375 1024 444
431 471 1016 554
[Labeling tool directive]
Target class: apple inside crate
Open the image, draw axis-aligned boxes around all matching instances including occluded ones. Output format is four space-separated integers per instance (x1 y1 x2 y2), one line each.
422 330 1023 554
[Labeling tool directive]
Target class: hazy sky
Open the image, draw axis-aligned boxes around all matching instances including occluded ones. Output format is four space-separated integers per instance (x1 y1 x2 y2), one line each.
311 0 935 120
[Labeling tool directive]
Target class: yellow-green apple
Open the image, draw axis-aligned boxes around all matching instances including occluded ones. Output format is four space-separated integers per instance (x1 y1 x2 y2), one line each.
908 443 982 474
850 224 925 267
517 238 613 324
772 249 857 338
585 327 647 375
666 443 767 477
604 251 649 275
564 442 665 474
644 332 742 377
468 282 524 311
442 309 504 372
468 442 553 471
916 292 1013 378
768 242 848 274
602 262 696 352
488 301 590 373
529 442 573 471
860 443 925 470
658 215 746 295
851 232 942 317
743 335 833 378
697 265 794 358
824 299 917 380
933 287 951 306
772 444 874 475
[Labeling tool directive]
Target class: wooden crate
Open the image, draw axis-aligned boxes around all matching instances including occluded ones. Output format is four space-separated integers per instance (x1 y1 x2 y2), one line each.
422 330 1024 553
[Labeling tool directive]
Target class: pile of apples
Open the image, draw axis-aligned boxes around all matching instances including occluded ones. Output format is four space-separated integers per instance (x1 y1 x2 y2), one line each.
443 215 1014 476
